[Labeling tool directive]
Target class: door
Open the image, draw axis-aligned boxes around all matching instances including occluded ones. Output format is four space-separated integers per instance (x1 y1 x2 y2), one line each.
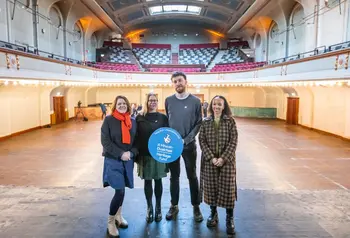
193 94 204 103
286 97 299 125
53 96 65 124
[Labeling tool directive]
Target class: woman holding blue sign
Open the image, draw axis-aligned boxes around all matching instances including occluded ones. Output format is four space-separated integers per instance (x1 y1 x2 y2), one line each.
135 93 169 223
101 95 138 238
199 95 238 235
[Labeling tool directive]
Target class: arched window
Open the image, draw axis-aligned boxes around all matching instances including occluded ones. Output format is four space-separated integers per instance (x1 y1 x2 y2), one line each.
270 22 279 40
255 34 261 48
91 33 97 48
49 6 62 28
74 22 83 41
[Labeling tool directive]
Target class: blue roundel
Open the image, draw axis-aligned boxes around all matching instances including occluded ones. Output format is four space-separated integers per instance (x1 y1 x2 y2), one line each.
148 127 184 163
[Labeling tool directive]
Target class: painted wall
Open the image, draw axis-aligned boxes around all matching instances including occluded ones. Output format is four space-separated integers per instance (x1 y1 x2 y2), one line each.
242 0 350 62
1 82 350 140
0 85 51 137
0 0 109 60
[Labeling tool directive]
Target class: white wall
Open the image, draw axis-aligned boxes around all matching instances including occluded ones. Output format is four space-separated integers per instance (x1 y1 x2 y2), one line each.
0 85 51 137
0 0 108 60
317 0 349 47
1 81 350 140
242 0 350 62
288 4 305 56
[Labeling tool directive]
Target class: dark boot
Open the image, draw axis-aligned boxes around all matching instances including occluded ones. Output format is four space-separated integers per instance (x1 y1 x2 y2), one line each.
146 204 154 223
155 204 162 222
165 205 179 220
226 209 235 235
206 206 218 227
193 205 203 222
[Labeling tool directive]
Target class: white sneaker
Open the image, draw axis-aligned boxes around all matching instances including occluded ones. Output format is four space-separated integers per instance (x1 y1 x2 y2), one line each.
107 215 119 237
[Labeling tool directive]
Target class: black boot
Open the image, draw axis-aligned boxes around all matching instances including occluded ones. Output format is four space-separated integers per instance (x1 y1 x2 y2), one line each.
206 206 218 227
193 205 203 222
146 205 154 223
155 204 162 222
226 209 235 235
166 205 179 220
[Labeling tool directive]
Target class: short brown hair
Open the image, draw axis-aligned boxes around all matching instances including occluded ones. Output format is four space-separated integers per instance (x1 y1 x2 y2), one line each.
111 95 132 114
170 71 187 81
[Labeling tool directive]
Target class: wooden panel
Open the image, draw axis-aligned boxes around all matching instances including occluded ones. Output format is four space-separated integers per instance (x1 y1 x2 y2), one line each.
53 96 65 124
231 107 277 118
286 97 299 125
74 106 112 120
193 94 204 103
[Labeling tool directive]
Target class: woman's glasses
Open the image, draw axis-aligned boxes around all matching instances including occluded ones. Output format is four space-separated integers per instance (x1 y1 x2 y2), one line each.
148 100 158 103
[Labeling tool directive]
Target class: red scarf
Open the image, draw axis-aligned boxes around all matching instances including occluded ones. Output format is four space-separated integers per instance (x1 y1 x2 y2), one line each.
112 110 132 144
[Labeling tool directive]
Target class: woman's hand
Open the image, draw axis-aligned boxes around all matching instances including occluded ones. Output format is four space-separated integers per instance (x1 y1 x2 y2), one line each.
121 151 131 161
214 158 224 167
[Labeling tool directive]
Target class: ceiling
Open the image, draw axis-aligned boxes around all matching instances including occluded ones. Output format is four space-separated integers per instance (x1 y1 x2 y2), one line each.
95 0 255 34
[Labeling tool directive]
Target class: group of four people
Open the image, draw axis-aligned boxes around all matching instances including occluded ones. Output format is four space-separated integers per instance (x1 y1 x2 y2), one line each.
101 72 238 237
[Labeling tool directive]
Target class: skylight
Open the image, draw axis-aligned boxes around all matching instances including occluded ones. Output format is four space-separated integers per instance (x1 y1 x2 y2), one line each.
149 5 202 15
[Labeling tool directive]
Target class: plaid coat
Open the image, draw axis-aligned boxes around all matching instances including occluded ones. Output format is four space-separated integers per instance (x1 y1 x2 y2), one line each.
199 115 238 208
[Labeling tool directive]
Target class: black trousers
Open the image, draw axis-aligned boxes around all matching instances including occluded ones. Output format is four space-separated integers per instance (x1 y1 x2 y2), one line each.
168 141 200 206
109 189 125 216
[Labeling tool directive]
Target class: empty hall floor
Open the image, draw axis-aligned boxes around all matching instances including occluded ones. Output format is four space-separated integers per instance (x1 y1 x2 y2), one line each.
0 118 350 238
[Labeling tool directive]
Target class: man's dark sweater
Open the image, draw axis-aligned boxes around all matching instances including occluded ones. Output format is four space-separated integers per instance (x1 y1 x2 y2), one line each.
165 94 202 145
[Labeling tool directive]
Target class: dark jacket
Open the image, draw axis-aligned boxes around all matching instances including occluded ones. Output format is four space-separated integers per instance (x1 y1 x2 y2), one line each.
136 112 168 156
101 115 138 160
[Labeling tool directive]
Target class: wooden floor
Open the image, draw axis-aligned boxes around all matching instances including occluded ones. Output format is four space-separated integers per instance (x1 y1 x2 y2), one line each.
0 118 349 190
1 118 350 238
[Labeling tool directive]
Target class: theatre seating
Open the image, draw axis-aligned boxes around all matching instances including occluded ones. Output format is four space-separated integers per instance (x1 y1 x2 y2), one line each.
132 44 171 65
107 46 131 64
219 48 244 64
148 67 201 73
210 62 266 72
179 43 219 66
93 62 140 72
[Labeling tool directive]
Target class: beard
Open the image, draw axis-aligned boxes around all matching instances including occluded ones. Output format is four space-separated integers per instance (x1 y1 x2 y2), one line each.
176 86 185 93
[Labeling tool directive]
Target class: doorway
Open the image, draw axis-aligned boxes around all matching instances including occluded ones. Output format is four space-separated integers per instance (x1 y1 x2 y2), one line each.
193 94 204 103
53 96 65 124
286 97 299 125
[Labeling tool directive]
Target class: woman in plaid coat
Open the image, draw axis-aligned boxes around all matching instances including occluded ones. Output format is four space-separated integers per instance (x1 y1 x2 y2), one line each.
199 95 238 235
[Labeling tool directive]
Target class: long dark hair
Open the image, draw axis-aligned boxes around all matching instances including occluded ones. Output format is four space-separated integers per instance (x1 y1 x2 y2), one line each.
208 95 232 118
111 95 131 113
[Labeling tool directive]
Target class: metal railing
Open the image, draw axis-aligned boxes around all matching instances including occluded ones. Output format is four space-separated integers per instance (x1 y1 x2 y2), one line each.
270 45 327 65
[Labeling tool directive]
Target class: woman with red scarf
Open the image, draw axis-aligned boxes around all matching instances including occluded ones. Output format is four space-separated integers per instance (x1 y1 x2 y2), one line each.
101 95 138 238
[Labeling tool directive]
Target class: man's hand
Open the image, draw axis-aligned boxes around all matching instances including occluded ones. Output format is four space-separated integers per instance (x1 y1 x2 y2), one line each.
212 158 218 165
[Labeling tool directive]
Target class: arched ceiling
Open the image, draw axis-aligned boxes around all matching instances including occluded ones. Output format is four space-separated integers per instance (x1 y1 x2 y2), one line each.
95 0 255 34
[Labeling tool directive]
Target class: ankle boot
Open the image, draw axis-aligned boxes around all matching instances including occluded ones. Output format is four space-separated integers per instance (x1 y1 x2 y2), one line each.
107 215 119 238
146 204 154 223
155 204 162 222
206 207 218 227
226 214 235 235
115 206 128 228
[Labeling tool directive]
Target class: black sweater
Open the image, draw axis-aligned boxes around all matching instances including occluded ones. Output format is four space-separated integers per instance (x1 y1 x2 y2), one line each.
136 112 169 156
101 115 138 160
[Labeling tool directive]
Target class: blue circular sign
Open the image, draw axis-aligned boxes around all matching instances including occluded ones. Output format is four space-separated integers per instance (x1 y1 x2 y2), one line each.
148 127 184 163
